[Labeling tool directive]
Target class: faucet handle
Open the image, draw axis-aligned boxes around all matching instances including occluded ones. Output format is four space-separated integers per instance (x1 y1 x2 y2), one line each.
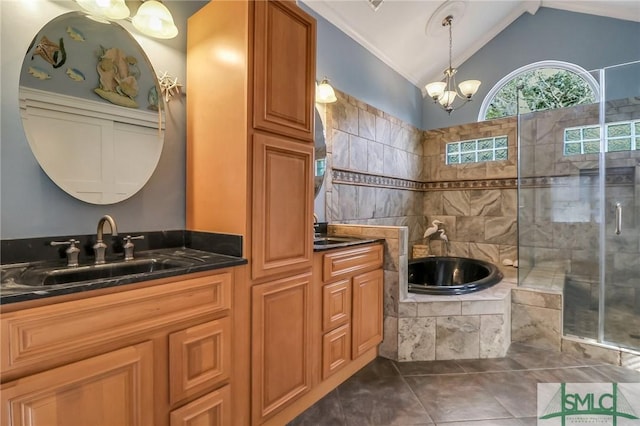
50 239 80 267
123 235 144 261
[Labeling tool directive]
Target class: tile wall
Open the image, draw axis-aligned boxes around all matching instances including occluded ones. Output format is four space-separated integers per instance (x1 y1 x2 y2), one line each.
422 119 519 264
323 91 425 245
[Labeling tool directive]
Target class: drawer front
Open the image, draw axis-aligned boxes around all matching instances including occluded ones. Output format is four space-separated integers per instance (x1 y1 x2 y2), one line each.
1 272 232 378
169 317 231 405
322 244 383 282
1 341 154 426
322 279 350 333
170 385 231 426
322 324 351 380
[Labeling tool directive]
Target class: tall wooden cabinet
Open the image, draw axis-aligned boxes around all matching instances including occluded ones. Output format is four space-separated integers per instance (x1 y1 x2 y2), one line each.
187 1 316 425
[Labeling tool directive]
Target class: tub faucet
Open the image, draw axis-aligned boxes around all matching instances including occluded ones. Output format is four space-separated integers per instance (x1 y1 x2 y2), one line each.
93 215 118 264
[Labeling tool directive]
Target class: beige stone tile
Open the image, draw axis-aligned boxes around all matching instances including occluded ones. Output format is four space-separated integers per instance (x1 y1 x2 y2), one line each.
461 300 505 315
436 315 480 360
358 108 376 140
380 315 398 360
511 288 562 309
469 243 500 263
480 314 509 358
384 270 399 316
561 339 621 365
398 317 436 361
399 301 417 318
511 303 561 350
418 300 462 317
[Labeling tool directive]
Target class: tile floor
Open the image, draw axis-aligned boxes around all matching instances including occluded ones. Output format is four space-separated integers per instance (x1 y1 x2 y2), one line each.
288 343 640 426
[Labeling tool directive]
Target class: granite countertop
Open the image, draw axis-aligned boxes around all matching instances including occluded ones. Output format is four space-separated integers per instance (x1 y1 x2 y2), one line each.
312 235 384 251
0 247 246 305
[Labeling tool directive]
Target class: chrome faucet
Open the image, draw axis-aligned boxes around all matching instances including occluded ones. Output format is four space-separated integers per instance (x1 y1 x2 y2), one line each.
93 215 118 264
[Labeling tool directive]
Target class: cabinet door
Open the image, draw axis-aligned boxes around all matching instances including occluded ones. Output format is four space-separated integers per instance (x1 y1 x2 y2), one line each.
322 279 351 332
253 0 316 140
169 318 231 405
352 269 384 359
252 133 313 280
170 385 231 426
1 342 153 426
251 273 312 423
322 324 351 380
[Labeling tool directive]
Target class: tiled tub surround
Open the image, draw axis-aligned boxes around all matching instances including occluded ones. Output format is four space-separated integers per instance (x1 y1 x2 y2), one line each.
330 223 517 362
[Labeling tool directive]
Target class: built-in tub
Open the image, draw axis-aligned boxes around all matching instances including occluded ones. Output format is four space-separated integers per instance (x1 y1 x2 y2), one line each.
408 256 503 295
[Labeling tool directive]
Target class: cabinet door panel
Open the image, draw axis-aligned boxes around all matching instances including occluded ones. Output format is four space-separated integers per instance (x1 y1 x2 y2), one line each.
253 0 316 140
251 273 312 423
169 318 231 405
322 279 351 332
352 269 384 359
170 386 231 426
1 342 153 426
322 324 351 380
252 133 313 280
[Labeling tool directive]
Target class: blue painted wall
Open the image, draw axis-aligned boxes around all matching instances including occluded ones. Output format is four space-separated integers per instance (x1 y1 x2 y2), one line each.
299 3 423 129
423 7 640 130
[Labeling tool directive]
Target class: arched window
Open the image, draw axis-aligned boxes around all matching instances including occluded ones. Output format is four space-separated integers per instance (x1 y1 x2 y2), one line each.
478 61 599 121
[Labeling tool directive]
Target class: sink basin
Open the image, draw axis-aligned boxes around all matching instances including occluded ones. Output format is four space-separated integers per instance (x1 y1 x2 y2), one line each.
16 258 191 286
313 236 367 246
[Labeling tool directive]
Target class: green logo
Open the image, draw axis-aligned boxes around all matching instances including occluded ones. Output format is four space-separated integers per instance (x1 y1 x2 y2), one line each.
539 383 639 425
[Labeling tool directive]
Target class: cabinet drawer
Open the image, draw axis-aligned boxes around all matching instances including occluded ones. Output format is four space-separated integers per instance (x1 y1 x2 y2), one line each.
322 324 351 380
322 279 350 332
322 244 383 282
1 341 154 426
1 272 232 379
170 385 231 426
169 317 231 405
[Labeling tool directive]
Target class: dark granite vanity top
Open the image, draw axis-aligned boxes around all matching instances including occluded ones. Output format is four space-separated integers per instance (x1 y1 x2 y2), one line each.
0 231 246 305
313 235 383 251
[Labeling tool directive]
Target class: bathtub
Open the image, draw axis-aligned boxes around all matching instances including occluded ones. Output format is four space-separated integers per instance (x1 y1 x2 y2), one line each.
408 256 503 295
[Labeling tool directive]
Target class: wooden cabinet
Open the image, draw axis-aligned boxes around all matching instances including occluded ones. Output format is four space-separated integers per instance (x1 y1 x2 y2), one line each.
251 133 314 280
1 342 154 426
316 244 384 379
253 0 316 140
1 269 238 426
251 273 312 424
170 386 231 426
187 2 316 424
352 269 384 359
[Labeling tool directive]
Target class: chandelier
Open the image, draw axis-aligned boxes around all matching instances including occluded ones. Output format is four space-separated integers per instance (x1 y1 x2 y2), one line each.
425 15 481 114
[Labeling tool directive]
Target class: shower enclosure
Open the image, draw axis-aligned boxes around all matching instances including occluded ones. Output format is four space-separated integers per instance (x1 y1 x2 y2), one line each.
518 61 640 351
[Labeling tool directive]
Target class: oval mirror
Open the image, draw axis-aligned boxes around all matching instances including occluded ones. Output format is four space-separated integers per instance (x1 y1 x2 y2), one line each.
314 107 326 196
19 12 164 205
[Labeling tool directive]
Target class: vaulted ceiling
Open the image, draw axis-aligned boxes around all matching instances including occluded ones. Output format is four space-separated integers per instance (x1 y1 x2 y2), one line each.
300 0 640 91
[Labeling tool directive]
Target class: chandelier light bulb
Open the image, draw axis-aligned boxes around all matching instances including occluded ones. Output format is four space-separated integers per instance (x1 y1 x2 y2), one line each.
459 80 481 98
76 0 130 20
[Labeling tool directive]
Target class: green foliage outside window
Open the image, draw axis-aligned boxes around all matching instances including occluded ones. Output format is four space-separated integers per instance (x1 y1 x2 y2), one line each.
485 68 596 119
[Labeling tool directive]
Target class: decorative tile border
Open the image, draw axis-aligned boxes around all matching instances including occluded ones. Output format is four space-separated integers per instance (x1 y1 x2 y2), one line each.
333 168 634 192
332 169 517 191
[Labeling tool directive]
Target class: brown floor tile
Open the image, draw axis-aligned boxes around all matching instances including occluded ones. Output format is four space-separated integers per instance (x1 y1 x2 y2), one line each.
475 370 539 418
455 357 526 373
404 374 512 423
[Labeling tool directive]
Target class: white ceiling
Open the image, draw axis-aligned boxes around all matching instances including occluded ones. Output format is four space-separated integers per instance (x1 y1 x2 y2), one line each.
300 0 640 91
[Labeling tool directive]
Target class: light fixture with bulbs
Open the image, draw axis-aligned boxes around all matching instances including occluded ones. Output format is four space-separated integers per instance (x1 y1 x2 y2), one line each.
75 0 178 40
75 0 130 21
315 77 337 104
132 0 178 40
425 15 480 114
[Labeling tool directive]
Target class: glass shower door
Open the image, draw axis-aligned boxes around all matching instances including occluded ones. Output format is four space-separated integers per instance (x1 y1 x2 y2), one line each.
602 61 640 351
